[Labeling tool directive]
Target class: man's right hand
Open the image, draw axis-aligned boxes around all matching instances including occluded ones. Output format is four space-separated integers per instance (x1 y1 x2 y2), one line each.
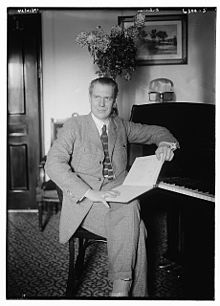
85 189 120 208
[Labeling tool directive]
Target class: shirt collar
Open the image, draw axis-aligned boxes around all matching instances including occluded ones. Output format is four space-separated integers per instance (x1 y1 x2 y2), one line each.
91 113 110 135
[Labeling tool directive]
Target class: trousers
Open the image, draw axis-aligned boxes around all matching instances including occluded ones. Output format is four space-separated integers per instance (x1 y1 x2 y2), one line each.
81 198 148 297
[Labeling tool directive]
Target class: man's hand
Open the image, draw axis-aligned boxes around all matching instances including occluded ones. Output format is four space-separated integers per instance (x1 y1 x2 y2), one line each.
155 144 175 162
85 189 120 208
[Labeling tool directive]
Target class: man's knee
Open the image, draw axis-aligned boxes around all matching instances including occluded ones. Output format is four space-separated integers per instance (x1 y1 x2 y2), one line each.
107 200 141 227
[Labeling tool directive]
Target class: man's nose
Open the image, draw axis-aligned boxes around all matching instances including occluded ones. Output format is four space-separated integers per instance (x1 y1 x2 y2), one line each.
99 98 105 106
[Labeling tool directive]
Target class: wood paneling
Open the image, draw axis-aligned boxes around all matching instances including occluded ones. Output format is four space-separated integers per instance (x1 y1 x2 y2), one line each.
8 17 25 114
9 145 28 190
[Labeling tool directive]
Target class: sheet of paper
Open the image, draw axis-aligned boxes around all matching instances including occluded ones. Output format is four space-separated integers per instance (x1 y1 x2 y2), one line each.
108 185 153 203
123 155 164 186
105 155 164 203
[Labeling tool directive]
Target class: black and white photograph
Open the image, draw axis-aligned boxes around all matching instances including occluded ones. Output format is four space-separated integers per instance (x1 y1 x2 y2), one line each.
3 1 218 303
119 14 187 65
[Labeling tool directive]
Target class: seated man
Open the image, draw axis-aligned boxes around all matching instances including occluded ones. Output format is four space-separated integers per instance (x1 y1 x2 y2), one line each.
45 77 179 297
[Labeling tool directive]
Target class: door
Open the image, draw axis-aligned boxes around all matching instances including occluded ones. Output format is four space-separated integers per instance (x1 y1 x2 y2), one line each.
7 12 42 209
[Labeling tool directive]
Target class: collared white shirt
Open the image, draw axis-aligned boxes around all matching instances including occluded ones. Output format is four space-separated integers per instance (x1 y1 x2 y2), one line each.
91 113 109 136
158 141 178 151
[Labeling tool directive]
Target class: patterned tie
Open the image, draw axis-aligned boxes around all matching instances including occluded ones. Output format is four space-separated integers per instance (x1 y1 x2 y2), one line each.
100 124 114 180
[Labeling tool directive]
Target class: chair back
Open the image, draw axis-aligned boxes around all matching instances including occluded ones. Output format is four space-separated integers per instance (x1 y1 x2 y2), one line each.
41 113 79 203
50 113 79 147
50 118 66 147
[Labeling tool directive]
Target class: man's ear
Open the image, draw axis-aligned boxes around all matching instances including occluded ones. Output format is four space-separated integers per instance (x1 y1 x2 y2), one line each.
112 102 118 115
88 93 92 104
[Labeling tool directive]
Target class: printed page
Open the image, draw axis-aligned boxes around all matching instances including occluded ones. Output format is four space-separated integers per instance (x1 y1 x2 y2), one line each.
108 185 153 203
105 155 164 203
123 155 164 186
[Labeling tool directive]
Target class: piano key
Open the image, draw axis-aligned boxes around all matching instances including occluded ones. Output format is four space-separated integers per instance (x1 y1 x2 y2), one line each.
157 182 215 203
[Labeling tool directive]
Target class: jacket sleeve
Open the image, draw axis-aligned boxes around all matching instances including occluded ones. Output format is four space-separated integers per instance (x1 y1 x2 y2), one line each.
45 118 91 202
123 119 179 147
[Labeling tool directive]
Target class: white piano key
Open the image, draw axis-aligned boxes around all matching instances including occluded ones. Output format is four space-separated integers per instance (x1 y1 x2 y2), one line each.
157 182 215 203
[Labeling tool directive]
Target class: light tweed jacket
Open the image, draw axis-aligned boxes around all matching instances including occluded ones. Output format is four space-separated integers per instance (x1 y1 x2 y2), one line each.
45 113 178 243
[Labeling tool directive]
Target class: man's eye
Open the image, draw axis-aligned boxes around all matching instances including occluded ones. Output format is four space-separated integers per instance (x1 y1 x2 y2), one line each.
105 97 112 102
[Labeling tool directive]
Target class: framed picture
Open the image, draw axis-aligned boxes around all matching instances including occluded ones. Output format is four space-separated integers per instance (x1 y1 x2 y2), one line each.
118 14 187 65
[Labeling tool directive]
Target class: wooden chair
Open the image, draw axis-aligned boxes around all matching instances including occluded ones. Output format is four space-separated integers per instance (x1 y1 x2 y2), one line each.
36 118 65 230
36 115 107 296
36 157 60 231
36 114 80 230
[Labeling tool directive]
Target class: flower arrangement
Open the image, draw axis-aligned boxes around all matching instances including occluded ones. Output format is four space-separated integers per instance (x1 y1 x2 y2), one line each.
75 11 146 80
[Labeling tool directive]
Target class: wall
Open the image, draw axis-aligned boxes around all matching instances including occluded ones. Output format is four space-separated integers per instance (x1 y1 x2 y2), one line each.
42 8 216 153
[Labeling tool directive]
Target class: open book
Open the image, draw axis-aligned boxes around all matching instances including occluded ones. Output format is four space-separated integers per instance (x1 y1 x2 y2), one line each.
105 155 164 203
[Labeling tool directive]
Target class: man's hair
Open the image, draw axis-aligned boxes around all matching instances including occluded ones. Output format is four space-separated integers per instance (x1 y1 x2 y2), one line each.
89 77 119 100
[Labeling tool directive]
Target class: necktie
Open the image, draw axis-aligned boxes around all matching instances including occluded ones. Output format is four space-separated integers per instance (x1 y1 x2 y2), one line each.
100 125 114 180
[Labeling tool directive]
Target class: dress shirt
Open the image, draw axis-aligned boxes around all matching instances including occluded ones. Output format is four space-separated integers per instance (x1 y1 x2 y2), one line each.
158 141 179 151
91 113 110 135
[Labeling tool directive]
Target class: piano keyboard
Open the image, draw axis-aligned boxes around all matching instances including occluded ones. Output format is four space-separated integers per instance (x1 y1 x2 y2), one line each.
157 181 215 203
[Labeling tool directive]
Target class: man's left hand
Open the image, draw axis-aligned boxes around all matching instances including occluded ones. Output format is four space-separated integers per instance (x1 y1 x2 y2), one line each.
155 144 174 162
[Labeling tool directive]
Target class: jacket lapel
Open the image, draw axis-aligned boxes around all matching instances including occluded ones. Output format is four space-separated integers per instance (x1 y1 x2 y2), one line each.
86 114 103 152
108 117 118 159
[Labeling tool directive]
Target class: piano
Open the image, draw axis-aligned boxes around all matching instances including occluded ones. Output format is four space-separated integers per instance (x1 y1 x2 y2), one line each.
130 102 215 299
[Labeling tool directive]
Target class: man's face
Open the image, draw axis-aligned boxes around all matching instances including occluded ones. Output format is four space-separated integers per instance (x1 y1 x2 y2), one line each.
89 83 116 121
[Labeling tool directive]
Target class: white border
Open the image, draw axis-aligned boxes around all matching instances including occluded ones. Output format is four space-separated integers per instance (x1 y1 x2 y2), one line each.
1 1 219 306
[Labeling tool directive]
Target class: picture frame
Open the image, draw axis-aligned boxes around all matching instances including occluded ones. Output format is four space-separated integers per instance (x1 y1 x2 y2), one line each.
118 14 187 65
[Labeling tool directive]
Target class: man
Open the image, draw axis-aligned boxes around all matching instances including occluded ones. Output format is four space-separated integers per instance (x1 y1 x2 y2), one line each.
45 77 179 297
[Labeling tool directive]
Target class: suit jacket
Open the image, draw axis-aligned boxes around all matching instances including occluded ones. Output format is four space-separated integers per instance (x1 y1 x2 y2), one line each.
45 113 178 243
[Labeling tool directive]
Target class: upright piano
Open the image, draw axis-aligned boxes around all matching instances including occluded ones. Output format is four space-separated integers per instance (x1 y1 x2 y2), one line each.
130 102 215 299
